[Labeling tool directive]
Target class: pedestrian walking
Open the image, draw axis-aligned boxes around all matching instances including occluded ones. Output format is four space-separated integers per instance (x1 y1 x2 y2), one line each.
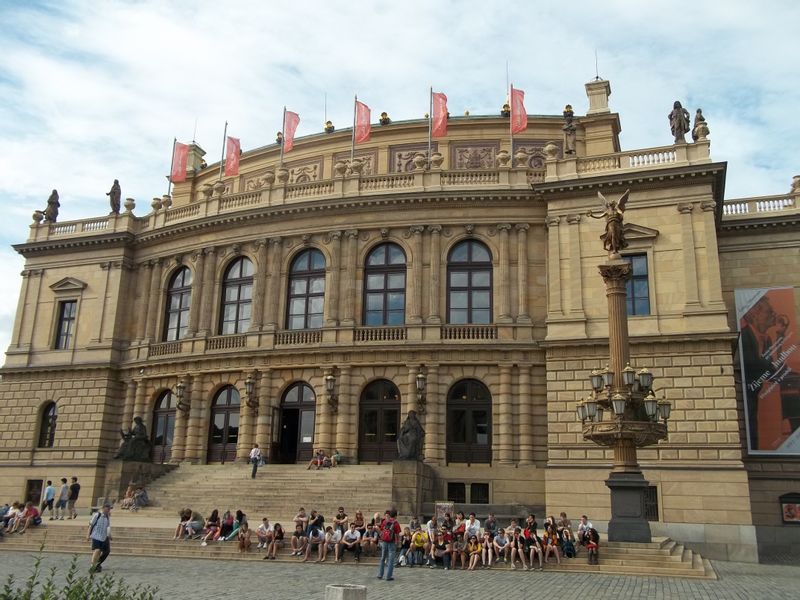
376 508 401 581
55 478 69 519
41 480 56 520
67 476 80 519
88 502 112 574
249 443 263 479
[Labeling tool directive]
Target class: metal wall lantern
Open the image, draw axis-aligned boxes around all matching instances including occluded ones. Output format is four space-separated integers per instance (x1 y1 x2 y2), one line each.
245 373 258 413
416 367 427 414
325 373 338 414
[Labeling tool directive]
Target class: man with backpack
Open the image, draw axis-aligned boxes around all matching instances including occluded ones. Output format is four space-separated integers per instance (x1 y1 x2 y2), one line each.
377 508 401 581
87 502 112 574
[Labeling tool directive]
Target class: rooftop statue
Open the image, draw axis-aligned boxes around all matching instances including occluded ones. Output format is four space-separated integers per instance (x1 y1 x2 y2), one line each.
107 179 121 214
668 100 691 144
588 189 630 258
692 108 710 142
562 104 577 154
397 410 425 460
43 190 60 223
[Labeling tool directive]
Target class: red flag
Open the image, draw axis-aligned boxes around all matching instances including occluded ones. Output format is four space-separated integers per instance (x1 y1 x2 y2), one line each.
171 142 189 183
283 110 300 153
354 100 371 144
224 136 240 176
431 92 448 138
510 87 528 134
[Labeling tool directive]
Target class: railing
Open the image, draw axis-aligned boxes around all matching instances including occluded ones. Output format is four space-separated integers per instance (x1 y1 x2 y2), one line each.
164 204 200 223
440 325 498 340
576 145 681 175
219 191 263 211
442 171 501 186
206 334 246 350
354 327 407 342
149 340 183 357
625 149 677 168
527 170 546 184
83 217 110 232
359 174 416 192
722 195 796 217
285 181 334 200
275 330 323 345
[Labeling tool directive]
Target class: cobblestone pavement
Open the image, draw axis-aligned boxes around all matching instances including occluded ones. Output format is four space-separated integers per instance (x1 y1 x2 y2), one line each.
1 551 799 600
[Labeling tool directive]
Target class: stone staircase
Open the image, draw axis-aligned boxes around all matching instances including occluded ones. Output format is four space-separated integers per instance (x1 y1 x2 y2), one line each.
0 524 716 579
139 463 395 522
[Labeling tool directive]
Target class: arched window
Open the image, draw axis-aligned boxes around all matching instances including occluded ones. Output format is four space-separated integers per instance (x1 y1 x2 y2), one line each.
151 391 176 463
287 249 325 330
447 240 492 324
363 243 406 326
220 257 253 334
447 379 492 464
38 402 57 448
358 379 400 463
163 267 192 341
275 382 317 463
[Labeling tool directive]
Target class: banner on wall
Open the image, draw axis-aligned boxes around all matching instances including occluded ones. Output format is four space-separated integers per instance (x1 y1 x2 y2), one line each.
735 287 800 454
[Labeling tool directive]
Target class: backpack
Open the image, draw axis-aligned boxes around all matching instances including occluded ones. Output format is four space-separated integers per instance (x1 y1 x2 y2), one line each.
381 519 395 543
562 538 576 558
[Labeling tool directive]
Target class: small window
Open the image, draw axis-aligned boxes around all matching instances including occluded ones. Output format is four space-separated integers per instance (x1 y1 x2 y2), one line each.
54 300 77 349
644 485 659 521
470 483 490 504
624 254 650 316
447 482 466 504
38 403 58 448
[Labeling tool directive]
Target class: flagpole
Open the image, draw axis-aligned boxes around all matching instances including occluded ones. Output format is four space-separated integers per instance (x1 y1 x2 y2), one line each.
218 121 228 181
428 86 433 169
350 94 357 164
509 83 514 157
167 137 177 197
280 106 286 165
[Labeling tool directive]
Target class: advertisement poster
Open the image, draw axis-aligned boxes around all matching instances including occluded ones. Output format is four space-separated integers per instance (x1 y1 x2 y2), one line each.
735 287 800 454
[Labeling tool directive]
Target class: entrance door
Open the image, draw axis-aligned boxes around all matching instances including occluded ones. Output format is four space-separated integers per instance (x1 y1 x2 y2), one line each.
358 379 400 463
25 479 43 505
447 379 492 464
276 382 316 463
207 386 240 463
151 391 176 463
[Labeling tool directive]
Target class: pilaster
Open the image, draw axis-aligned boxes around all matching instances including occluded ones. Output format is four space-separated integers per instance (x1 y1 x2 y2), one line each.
427 225 442 323
496 223 513 323
678 203 701 311
409 225 425 324
515 223 531 322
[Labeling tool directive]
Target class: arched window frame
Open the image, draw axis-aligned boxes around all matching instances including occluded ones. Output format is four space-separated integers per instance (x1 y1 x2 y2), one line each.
446 240 493 324
286 249 326 330
446 378 492 464
363 243 407 326
38 402 58 448
163 267 193 341
219 257 254 335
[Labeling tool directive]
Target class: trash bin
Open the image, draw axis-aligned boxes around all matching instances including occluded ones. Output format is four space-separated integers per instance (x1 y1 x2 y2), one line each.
325 583 367 600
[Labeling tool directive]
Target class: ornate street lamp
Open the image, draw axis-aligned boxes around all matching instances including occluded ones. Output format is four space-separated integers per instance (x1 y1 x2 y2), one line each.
416 367 427 414
325 373 338 414
579 189 672 543
245 373 258 414
175 379 188 413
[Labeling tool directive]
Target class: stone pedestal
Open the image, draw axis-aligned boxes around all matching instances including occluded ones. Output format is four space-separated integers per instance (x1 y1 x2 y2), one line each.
102 459 176 505
392 460 434 516
325 584 366 600
605 471 652 543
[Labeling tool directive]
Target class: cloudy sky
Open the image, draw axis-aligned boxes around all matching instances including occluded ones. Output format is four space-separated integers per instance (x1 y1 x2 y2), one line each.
0 0 798 356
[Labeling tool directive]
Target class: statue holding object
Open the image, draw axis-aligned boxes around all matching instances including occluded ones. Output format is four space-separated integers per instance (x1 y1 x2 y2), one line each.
668 100 691 144
107 179 121 214
43 190 60 223
588 189 630 259
115 416 152 462
397 410 425 460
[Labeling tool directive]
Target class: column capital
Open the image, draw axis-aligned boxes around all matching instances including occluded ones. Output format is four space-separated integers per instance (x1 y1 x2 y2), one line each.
545 215 561 228
496 223 512 232
700 200 716 212
677 202 694 214
345 229 359 239
327 230 343 242
428 224 442 234
566 214 582 225
409 225 425 235
254 238 269 249
203 246 217 256
515 223 530 232
269 237 283 247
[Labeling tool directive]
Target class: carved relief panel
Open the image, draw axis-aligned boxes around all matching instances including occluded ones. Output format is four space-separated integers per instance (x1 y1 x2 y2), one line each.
450 141 499 170
389 143 439 172
333 149 377 175
513 140 563 168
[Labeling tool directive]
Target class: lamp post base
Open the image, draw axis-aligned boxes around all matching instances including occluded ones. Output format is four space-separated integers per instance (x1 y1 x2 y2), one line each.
605 471 652 543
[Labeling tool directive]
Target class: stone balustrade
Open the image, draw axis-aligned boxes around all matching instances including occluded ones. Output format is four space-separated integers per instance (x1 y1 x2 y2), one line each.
722 194 798 218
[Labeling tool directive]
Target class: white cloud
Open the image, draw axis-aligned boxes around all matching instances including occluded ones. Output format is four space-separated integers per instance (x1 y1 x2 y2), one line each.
0 0 798 357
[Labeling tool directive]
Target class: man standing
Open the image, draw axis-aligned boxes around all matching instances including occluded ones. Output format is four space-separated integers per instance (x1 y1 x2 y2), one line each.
55 478 69 520
68 477 81 519
249 443 263 479
88 502 112 574
41 480 56 520
377 508 401 581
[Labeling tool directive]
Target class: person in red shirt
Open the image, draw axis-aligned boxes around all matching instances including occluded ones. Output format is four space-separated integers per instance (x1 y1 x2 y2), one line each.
376 508 401 581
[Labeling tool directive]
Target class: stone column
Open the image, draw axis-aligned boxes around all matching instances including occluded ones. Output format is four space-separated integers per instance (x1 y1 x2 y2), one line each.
427 225 442 323
255 369 272 450
517 365 534 464
515 224 531 322
678 203 701 310
545 217 563 317
186 250 204 336
325 231 342 326
341 231 358 326
170 379 188 463
424 365 443 464
409 225 425 324
182 373 204 463
122 379 137 431
497 364 513 464
144 258 163 341
250 240 268 331
317 368 333 452
198 247 217 335
335 366 355 458
135 262 152 341
264 238 283 329
496 224 513 322
405 366 418 418
700 200 724 305
237 379 252 463
566 214 584 315
133 379 147 421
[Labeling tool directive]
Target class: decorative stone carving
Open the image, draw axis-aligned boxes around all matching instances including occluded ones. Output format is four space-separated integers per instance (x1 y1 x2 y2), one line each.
495 150 511 167
397 410 425 460
430 152 444 169
545 215 561 228
563 105 577 154
464 224 475 236
380 228 389 239
669 101 691 144
566 214 582 225
389 144 436 172
161 195 172 209
334 150 376 176
124 198 135 213
451 142 498 170
212 180 226 198
289 163 320 184
692 108 710 142
242 172 275 191
276 167 289 183
107 179 121 214
349 159 364 175
114 417 151 462
198 183 213 200
151 197 162 211
43 190 60 223
588 189 631 258
514 141 561 167
514 149 529 167
32 211 44 224
333 161 348 177
412 152 428 170
543 142 559 160
792 175 800 194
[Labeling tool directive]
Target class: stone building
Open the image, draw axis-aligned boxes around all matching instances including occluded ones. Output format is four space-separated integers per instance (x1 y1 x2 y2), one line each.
2 79 798 562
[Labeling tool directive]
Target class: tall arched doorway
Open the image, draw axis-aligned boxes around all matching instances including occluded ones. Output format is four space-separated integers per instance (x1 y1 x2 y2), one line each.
273 382 316 464
207 386 240 463
358 379 400 464
447 379 492 464
151 391 176 463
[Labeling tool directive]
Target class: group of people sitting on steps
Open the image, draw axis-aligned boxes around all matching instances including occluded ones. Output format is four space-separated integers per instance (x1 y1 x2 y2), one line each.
171 504 601 567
